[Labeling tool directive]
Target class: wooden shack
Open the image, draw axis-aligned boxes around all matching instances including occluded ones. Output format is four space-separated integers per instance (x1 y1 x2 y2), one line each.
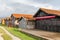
33 8 60 32
11 14 35 28
18 15 35 29
5 17 11 26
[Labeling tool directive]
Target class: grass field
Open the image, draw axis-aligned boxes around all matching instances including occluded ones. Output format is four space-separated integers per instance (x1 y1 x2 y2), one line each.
5 27 45 40
0 28 12 40
0 24 46 40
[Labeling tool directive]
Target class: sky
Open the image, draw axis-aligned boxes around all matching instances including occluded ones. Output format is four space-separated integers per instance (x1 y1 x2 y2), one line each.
0 0 60 17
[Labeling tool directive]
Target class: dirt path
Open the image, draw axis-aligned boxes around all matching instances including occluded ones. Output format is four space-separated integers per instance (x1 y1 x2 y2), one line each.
0 34 4 40
20 29 60 40
0 26 21 40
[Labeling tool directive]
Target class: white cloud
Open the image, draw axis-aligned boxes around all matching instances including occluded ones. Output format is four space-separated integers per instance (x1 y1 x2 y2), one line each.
11 0 54 9
11 0 60 10
0 0 59 17
0 2 13 12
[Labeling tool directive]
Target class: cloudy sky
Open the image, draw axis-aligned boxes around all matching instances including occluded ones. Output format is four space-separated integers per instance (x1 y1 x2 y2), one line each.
0 0 60 17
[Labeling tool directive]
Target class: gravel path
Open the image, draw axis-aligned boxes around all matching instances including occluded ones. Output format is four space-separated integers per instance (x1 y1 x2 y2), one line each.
0 34 4 40
0 26 21 40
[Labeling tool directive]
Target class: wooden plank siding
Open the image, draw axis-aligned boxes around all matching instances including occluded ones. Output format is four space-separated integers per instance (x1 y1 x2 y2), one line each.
35 18 60 32
18 17 35 29
11 14 20 27
34 8 60 32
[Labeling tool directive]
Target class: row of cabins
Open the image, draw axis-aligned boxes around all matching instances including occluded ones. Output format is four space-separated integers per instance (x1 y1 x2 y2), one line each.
10 14 35 29
2 8 60 32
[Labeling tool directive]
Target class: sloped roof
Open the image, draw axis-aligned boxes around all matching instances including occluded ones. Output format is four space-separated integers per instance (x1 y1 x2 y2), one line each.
34 8 60 17
40 8 60 16
11 14 34 20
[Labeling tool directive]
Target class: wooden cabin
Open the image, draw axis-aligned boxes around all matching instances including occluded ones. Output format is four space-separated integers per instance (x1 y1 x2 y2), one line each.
5 18 9 26
11 14 35 28
11 14 25 27
18 16 35 29
5 17 12 27
33 8 60 32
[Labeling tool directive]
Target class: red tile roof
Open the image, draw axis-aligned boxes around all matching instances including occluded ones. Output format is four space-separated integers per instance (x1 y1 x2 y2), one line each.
12 14 34 20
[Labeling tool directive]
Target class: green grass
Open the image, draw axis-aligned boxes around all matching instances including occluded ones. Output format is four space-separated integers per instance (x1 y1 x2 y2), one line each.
0 28 12 40
5 27 46 40
0 23 46 40
5 27 36 40
0 24 7 27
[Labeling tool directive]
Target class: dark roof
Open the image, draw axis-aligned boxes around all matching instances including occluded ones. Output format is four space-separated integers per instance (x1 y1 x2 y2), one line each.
34 8 60 17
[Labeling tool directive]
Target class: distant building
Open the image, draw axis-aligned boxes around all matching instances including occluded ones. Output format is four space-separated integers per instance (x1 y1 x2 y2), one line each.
11 14 20 27
11 14 35 28
0 19 2 23
5 17 11 26
33 8 60 32
1 19 5 25
18 16 35 29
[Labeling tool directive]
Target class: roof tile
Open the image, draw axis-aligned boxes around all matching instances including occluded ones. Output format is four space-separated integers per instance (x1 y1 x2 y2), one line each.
12 14 34 20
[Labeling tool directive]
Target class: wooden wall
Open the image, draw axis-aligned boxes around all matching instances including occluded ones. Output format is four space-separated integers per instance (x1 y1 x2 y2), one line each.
35 10 60 32
35 18 60 32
